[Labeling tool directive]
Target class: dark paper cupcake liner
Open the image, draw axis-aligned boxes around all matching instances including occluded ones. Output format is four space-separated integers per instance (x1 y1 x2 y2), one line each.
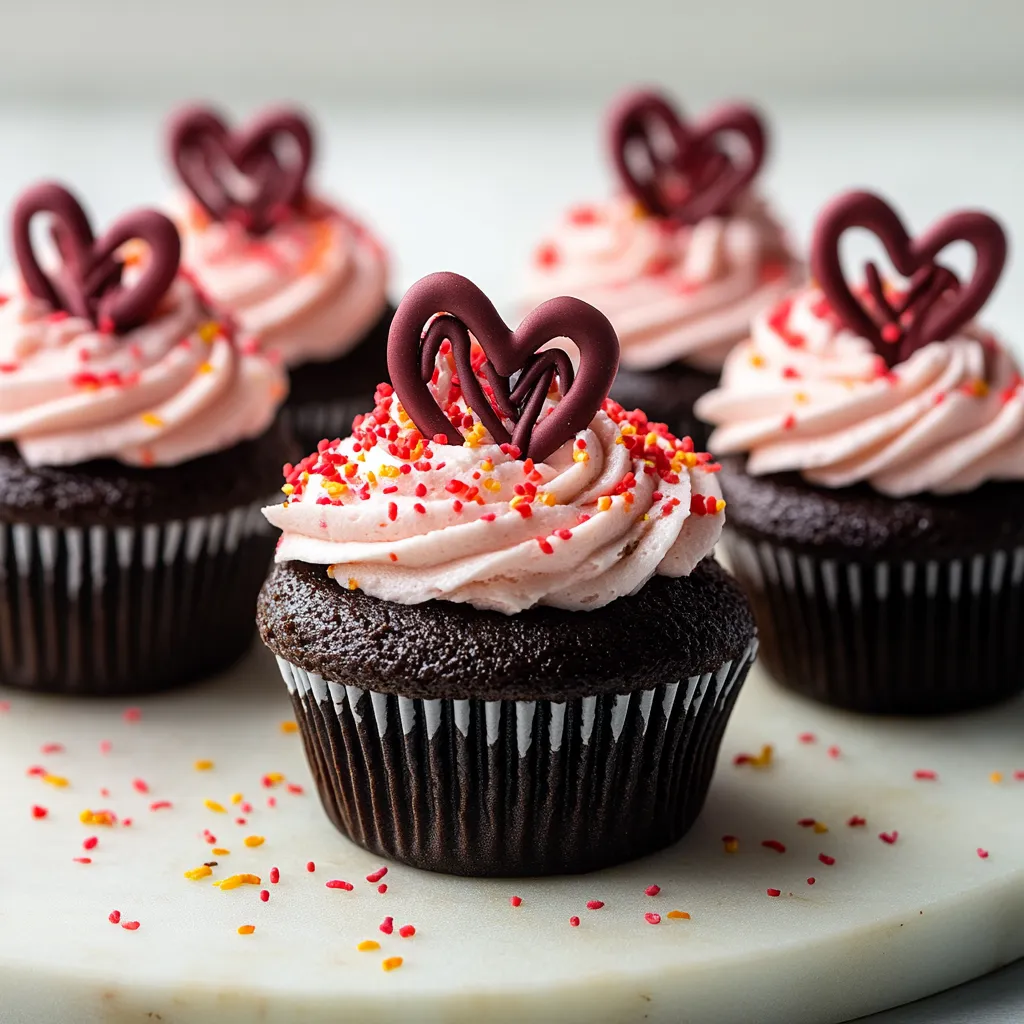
275 639 757 877
725 533 1024 714
0 501 276 696
281 396 369 457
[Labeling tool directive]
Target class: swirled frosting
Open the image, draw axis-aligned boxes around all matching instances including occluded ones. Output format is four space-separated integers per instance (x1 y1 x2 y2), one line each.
0 272 287 468
263 344 726 614
175 195 388 367
695 285 1024 496
522 192 801 373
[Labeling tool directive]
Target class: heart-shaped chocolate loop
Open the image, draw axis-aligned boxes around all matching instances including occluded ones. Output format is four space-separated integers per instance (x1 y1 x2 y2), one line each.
388 272 619 463
608 89 766 225
168 105 314 236
12 182 182 334
810 190 1008 366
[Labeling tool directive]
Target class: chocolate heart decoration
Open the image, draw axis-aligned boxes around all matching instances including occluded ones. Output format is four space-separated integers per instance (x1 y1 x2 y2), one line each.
12 182 182 334
388 272 619 463
608 90 766 225
168 105 314 236
810 190 1008 367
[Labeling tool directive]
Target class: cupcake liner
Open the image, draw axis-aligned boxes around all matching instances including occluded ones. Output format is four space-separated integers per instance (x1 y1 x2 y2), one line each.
0 500 275 696
275 639 757 877
283 397 367 455
726 533 1024 714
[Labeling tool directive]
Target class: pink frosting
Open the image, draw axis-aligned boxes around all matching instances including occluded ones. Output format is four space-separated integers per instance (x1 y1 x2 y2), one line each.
263 347 726 615
695 285 1024 496
523 192 801 372
0 273 287 468
175 195 389 367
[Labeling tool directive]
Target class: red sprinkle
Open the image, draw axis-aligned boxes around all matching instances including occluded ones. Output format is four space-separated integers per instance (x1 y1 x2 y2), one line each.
586 900 605 910
807 877 816 885
41 743 64 754
99 741 113 755
766 888 782 898
326 879 354 891
644 912 661 925
847 816 867 827
879 831 899 845
569 916 580 928
260 889 270 902
399 925 416 938
977 848 990 859
108 911 121 924
798 732 816 744
761 840 787 854
366 866 389 883
31 805 48 819
73 857 92 864
121 921 141 931
644 884 660 897
827 746 841 759
377 883 388 894
123 708 142 723
379 916 394 935
509 896 523 908
797 818 816 828
387 502 397 522
83 836 98 851
132 778 149 794
306 861 315 873
782 414 797 431
149 800 172 811
269 867 280 884
914 769 938 781
818 853 836 866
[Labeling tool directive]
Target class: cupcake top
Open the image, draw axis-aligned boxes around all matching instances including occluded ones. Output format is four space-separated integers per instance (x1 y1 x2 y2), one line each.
522 89 801 373
696 190 1019 498
264 271 726 615
167 105 389 368
0 182 287 468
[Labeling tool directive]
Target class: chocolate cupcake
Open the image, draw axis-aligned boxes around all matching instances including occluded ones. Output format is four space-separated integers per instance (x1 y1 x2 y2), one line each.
696 189 1020 715
522 88 801 450
166 105 393 453
0 182 293 695
258 271 757 876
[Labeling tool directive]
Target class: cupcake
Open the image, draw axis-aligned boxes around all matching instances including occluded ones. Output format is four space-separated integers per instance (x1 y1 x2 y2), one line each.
522 88 801 450
696 189 1019 715
257 270 757 877
166 104 392 453
0 181 293 696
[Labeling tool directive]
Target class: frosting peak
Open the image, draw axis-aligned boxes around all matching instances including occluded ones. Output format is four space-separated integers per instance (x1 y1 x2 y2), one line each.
264 349 725 614
695 285 1024 497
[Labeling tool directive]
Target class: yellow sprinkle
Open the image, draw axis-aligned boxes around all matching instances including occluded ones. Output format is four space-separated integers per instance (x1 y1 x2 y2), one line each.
265 772 285 785
357 940 381 952
794 391 809 404
382 957 404 972
681 452 698 468
42 774 69 788
140 412 163 428
379 465 399 478
347 578 359 591
597 496 613 512
230 792 243 805
620 424 637 436
184 865 213 881
300 471 310 483
238 925 256 935
244 836 265 849
642 513 650 521
991 771 1004 784
213 874 261 891
204 799 227 814
356 453 366 462
509 495 529 510
197 361 214 375
281 484 295 496
194 759 214 772
645 431 659 448
537 492 556 507
197 321 220 344
280 722 299 735
749 353 766 368
723 838 739 854
667 911 691 920
79 809 115 827
751 744 774 768
481 459 494 472
572 449 590 463
482 478 502 492
211 848 230 856
324 481 345 498
366 471 377 488
715 499 727 513
813 821 829 834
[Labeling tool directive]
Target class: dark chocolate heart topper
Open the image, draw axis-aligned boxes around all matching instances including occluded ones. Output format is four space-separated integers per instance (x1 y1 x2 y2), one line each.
167 105 314 236
387 272 620 464
608 89 767 225
810 190 1008 367
12 182 181 334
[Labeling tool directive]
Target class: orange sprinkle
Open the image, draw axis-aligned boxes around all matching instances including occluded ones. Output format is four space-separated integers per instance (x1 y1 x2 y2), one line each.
211 848 230 856
347 578 359 591
244 836 265 848
140 412 163 428
597 495 613 512
237 925 256 935
382 957 404 972
214 873 261 891
230 793 243 805
357 940 381 952
184 865 213 881
666 911 691 920
990 771 1004 784
42 774 69 788
204 799 226 814
194 759 215 771
280 721 299 735
813 822 829 834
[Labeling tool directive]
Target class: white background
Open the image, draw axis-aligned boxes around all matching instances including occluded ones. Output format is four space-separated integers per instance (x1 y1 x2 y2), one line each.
0 2 1021 1020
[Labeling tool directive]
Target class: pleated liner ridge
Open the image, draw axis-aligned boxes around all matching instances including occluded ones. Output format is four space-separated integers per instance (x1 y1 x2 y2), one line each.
277 639 757 877
726 532 1024 715
0 501 275 696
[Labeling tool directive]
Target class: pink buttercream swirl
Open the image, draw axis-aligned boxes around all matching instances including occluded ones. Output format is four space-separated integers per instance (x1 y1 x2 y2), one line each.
523 192 801 372
176 195 388 368
264 345 725 615
695 285 1024 496
0 271 287 468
